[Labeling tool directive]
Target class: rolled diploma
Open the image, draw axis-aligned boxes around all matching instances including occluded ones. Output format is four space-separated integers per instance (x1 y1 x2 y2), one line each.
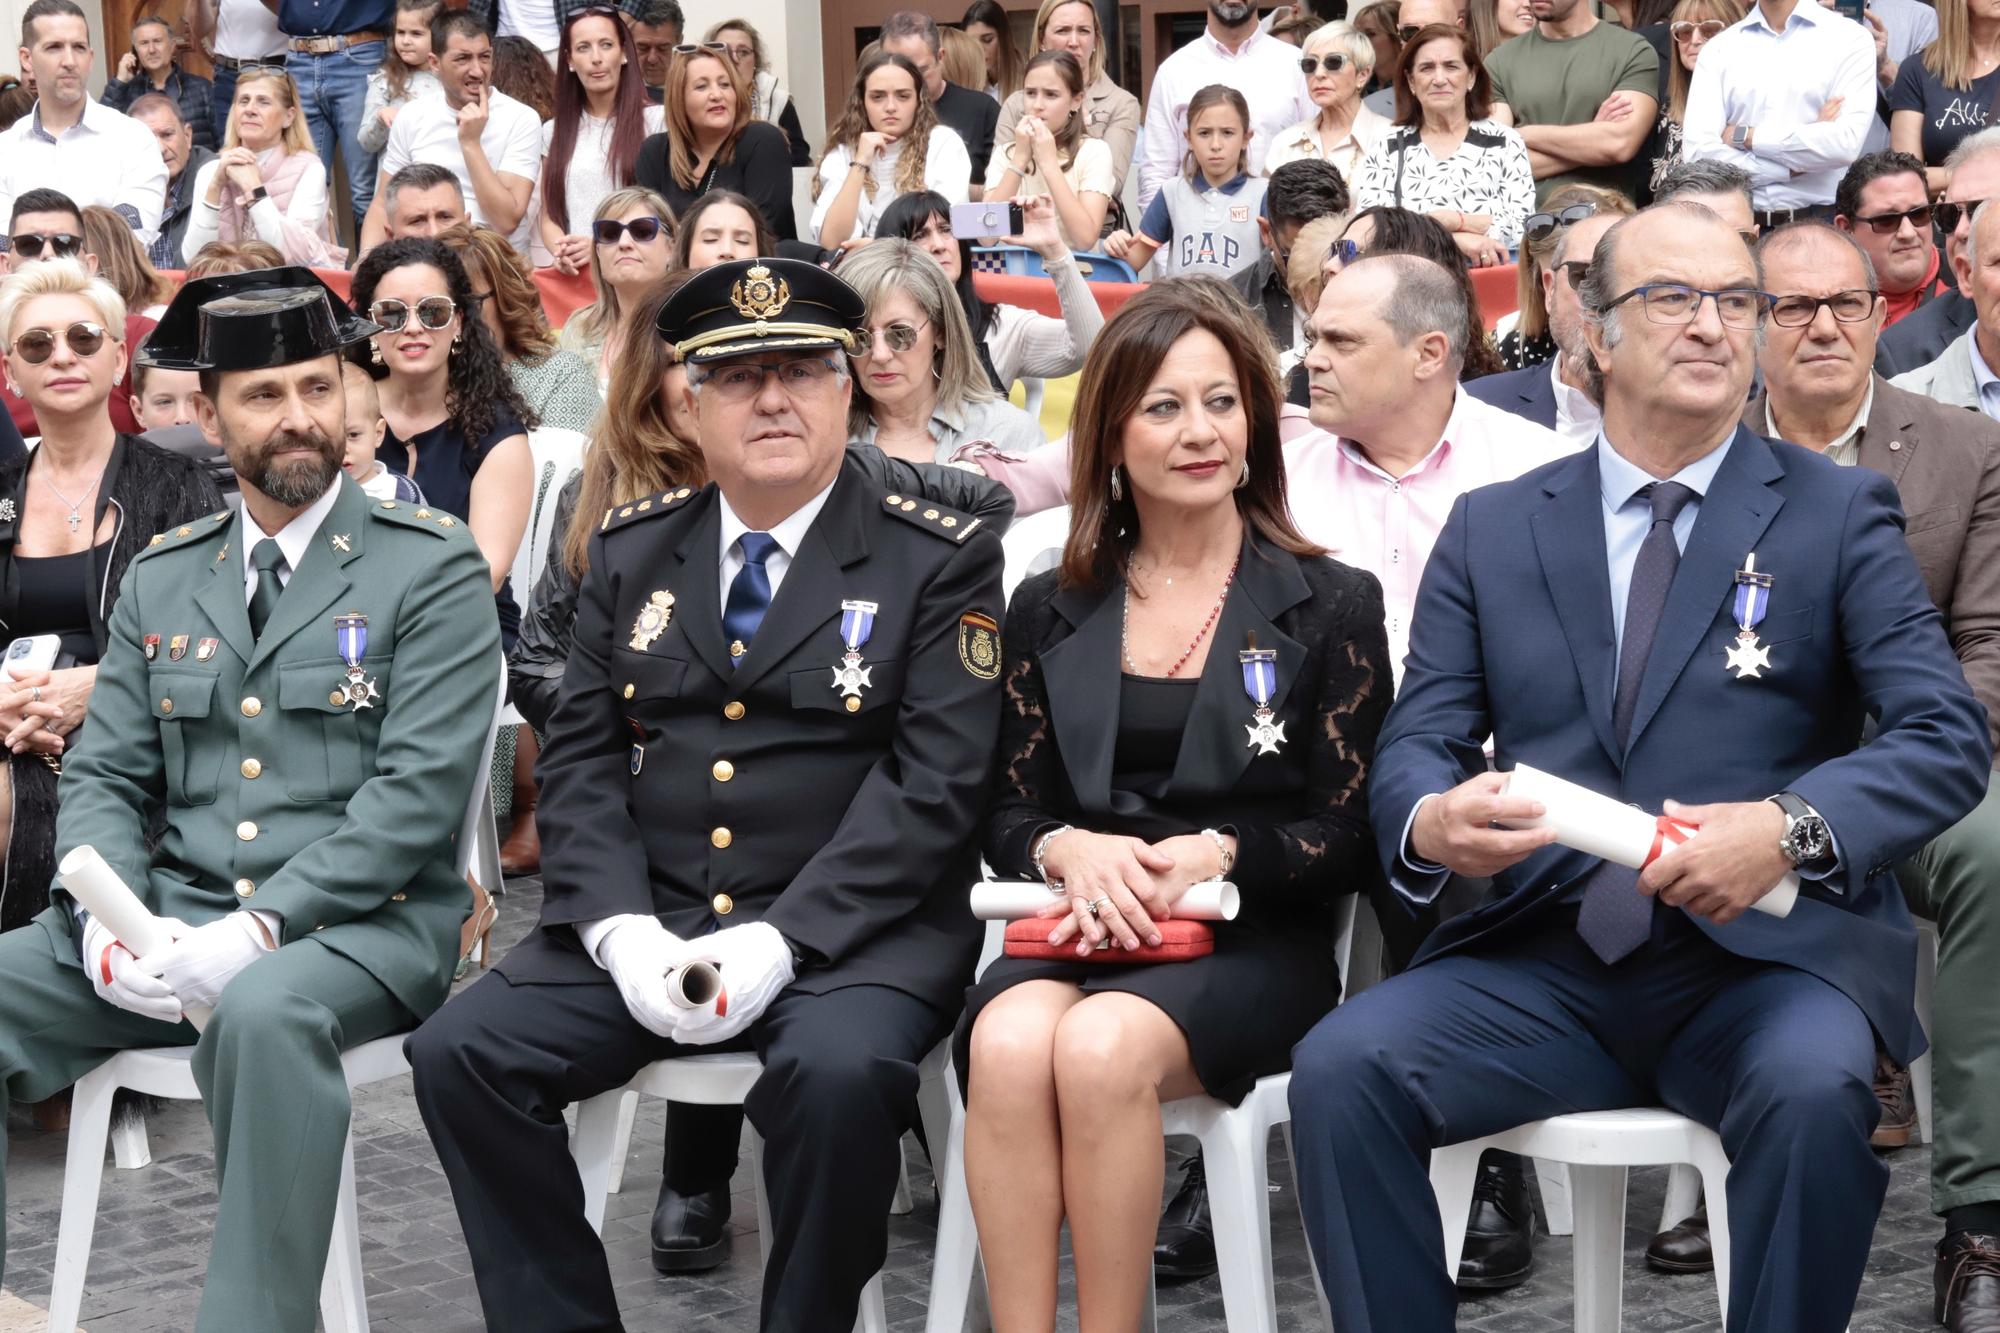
666 959 724 1011
1496 765 1796 918
970 880 1242 921
58 845 212 1028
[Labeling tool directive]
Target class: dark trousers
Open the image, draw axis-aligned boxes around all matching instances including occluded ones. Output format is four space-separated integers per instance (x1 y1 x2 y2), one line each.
1288 915 1884 1333
664 1101 743 1193
407 973 944 1333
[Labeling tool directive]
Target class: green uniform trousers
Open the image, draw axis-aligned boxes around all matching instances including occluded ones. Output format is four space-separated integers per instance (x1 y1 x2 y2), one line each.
1898 779 2000 1215
0 922 411 1331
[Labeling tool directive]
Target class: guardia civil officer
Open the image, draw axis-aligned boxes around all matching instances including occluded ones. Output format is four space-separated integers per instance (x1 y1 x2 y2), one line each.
408 257 1008 1333
0 267 502 1331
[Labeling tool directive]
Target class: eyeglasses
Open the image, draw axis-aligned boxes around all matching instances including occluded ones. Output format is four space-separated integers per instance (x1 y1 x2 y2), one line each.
1299 53 1349 74
1850 203 1934 234
672 41 730 56
1556 259 1590 288
1935 197 1991 233
1597 283 1773 328
849 319 931 354
1768 289 1879 327
368 296 457 331
720 43 753 61
1523 203 1597 245
690 355 844 400
1326 236 1361 267
7 232 82 261
10 321 107 364
1669 19 1727 42
594 217 667 246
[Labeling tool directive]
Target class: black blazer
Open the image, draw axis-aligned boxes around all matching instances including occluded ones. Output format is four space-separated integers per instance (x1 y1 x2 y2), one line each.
1462 360 1559 431
636 119 799 242
984 535 1393 936
936 81 998 191
1877 288 1974 377
501 454 1007 1011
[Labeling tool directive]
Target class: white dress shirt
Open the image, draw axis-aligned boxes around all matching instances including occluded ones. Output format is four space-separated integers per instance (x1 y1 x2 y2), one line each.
238 477 342 600
379 89 545 252
1682 0 1876 210
1264 102 1392 190
1550 354 1603 447
809 128 972 242
0 100 169 245
1134 26 1312 211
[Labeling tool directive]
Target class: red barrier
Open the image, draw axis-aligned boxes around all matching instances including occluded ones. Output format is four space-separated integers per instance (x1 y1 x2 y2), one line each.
973 272 1144 321
159 266 600 329
1471 261 1521 326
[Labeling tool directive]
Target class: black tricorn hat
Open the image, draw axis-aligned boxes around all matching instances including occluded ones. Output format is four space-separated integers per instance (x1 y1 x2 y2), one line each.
136 266 381 372
658 258 864 365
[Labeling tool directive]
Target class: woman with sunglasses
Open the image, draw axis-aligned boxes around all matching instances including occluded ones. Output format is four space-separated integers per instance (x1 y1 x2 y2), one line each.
538 8 665 277
559 187 677 394
181 67 343 268
438 222 602 434
634 42 798 243
1891 0 2000 194
993 0 1144 200
1499 185 1634 370
351 237 536 648
835 240 1046 462
0 258 223 931
1351 1 1405 100
1267 22 1391 187
1646 0 1745 194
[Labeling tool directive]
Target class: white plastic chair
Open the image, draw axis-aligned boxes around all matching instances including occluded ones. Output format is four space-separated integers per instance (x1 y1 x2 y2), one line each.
48 661 509 1333
1000 505 1070 601
1429 1109 1733 1333
569 1042 954 1333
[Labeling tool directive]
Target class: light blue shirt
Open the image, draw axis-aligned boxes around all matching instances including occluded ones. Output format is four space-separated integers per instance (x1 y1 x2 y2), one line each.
1966 331 2000 424
1595 431 1731 675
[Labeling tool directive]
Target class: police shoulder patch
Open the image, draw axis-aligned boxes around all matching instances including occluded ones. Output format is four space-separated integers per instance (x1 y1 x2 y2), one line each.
958 611 1001 679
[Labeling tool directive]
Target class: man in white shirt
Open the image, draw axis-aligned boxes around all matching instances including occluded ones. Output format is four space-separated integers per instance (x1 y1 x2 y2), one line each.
0 0 168 248
192 0 288 135
1682 0 1876 223
1135 0 1311 211
359 10 540 255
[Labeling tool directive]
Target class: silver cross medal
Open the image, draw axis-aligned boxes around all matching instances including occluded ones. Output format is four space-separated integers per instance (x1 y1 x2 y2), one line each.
1724 552 1774 680
831 653 872 698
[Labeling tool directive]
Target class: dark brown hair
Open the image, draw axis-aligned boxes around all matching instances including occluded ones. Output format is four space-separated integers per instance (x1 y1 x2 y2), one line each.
545 8 651 231
1061 278 1321 589
1392 24 1491 126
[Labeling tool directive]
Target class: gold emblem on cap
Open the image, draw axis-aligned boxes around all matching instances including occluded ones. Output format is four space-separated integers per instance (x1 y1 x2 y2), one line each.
731 264 791 320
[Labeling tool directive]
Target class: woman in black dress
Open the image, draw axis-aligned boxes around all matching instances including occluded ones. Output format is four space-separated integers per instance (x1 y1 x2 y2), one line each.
0 258 223 930
958 278 1392 1328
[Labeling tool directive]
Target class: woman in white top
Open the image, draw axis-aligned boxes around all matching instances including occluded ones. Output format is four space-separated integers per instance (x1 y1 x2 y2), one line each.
183 68 343 267
1266 21 1392 190
983 51 1114 251
538 9 666 274
811 51 971 248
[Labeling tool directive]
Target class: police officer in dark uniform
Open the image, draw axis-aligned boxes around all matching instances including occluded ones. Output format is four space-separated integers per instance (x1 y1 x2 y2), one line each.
408 258 1008 1333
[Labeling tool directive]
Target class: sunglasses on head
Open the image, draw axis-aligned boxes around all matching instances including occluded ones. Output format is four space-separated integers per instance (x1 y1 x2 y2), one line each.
8 232 82 261
10 321 107 364
1523 202 1597 245
595 217 667 246
1935 197 1989 233
1327 236 1361 267
849 319 930 355
1299 52 1349 75
672 41 730 56
1669 18 1727 41
1851 203 1934 235
368 296 457 331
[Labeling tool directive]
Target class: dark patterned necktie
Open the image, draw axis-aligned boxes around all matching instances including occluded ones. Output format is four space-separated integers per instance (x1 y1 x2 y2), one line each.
1577 480 1697 964
720 532 778 669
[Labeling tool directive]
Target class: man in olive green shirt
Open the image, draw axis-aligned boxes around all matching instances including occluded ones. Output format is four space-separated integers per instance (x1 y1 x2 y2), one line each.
1487 0 1660 203
0 267 500 1332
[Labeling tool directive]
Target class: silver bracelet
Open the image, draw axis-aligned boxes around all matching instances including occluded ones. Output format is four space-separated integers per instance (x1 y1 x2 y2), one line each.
1031 824 1074 889
1199 827 1234 879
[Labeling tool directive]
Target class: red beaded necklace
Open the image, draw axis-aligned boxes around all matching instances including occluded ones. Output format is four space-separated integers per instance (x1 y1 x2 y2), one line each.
1121 558 1239 678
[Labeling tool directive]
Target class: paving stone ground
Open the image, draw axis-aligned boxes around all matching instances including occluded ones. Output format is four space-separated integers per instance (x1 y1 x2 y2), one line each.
3 876 1948 1331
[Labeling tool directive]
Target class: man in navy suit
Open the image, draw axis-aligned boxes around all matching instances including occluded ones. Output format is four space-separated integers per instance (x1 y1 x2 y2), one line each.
1287 202 1991 1332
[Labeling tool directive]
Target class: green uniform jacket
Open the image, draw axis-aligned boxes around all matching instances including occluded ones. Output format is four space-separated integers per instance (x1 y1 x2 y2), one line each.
37 477 502 1018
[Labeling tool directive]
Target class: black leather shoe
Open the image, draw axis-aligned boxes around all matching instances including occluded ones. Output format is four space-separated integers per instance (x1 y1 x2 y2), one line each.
650 1180 731 1274
1936 1231 2000 1331
1152 1157 1217 1284
1645 1206 1714 1273
1456 1149 1534 1290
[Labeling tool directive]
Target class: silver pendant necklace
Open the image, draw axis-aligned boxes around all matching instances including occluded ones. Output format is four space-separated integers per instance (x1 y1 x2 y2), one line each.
41 473 96 533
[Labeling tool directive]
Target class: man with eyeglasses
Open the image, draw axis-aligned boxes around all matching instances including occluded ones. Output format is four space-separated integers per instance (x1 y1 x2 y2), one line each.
358 9 540 257
1484 0 1659 204
1834 151 1947 327
409 257 1008 1333
1877 127 2000 376
1894 198 2000 420
1288 200 1988 1333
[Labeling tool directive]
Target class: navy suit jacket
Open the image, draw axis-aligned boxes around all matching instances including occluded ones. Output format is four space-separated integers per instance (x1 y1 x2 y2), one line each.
1370 427 1991 1064
1463 361 1559 431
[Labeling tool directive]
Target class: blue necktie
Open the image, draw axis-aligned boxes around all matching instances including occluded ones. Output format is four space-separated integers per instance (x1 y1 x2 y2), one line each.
721 532 779 669
1577 480 1697 964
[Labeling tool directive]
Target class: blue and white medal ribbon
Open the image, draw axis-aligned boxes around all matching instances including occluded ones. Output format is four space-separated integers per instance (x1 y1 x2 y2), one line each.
1240 642 1285 755
1725 552 1774 680
334 612 380 711
832 599 879 699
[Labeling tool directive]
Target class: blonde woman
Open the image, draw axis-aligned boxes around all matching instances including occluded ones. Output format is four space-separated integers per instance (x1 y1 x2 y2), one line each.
836 240 1044 461
558 187 676 393
182 67 343 267
812 52 971 247
1890 0 2000 193
1648 0 1746 193
1267 22 1392 187
994 0 1144 197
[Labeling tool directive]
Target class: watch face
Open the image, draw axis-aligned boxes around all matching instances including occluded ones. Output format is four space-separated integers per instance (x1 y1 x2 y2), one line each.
1791 816 1831 862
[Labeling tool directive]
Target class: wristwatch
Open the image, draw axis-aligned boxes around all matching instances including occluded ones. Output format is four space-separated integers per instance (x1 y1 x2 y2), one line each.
247 185 270 204
1770 791 1834 873
1729 124 1752 150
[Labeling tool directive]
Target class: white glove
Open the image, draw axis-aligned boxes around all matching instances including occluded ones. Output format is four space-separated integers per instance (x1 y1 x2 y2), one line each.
140 912 274 1013
673 922 795 1046
598 917 696 1039
80 914 186 1024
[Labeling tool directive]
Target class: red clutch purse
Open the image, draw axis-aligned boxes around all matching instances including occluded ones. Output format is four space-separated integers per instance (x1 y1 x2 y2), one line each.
1002 917 1215 963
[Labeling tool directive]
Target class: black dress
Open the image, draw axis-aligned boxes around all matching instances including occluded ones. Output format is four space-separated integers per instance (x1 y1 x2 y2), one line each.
379 408 526 647
635 119 799 242
955 535 1393 1104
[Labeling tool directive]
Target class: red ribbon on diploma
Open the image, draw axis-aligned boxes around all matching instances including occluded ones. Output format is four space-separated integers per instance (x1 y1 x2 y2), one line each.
1643 816 1699 868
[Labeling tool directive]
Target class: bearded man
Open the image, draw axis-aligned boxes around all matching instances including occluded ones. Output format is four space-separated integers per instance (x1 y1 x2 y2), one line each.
0 266 499 1332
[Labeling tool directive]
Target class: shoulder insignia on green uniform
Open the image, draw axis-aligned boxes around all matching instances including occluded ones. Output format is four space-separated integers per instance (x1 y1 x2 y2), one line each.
371 500 459 538
602 485 698 535
135 512 229 561
882 492 981 543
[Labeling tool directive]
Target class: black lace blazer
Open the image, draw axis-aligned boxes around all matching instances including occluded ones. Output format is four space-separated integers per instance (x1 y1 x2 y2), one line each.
983 534 1393 930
